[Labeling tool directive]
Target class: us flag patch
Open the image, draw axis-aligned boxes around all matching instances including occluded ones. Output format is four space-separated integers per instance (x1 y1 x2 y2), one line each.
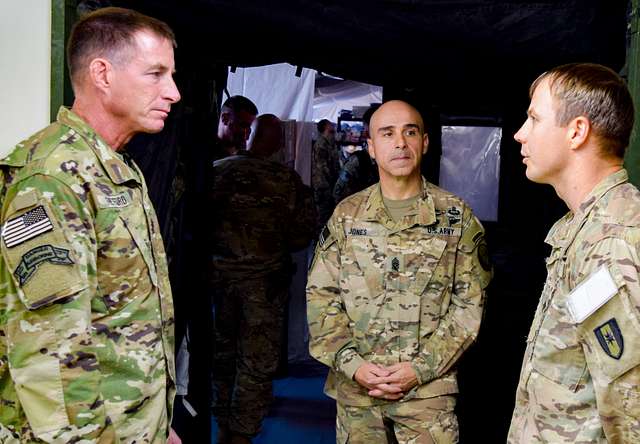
2 206 54 248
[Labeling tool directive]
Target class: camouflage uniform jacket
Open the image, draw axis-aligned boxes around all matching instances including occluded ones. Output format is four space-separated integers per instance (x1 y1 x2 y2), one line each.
509 169 640 444
307 177 491 406
0 108 175 443
212 151 316 279
333 150 378 205
312 135 340 228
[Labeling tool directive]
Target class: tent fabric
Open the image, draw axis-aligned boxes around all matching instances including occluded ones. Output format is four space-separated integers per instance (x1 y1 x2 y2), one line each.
227 63 316 183
117 0 626 105
439 126 502 222
313 80 383 122
227 63 315 122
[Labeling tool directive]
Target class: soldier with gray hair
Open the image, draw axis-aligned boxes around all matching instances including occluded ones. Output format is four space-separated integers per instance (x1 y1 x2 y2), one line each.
307 100 491 443
509 63 639 443
0 7 181 443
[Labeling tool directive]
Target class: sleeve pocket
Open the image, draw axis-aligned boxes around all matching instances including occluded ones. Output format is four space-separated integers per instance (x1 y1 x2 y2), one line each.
1 201 86 310
6 318 70 437
580 287 640 383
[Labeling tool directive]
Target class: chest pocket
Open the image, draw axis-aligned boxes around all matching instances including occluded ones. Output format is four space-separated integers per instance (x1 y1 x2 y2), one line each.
342 234 386 313
93 194 155 314
346 233 448 322
530 254 588 391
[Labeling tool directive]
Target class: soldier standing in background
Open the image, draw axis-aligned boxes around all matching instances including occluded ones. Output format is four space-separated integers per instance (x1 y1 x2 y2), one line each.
211 114 316 444
307 100 491 443
312 119 340 230
214 95 258 161
0 8 181 443
509 63 640 443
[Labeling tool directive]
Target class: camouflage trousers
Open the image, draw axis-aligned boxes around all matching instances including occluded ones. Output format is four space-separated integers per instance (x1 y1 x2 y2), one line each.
336 395 458 444
212 273 289 437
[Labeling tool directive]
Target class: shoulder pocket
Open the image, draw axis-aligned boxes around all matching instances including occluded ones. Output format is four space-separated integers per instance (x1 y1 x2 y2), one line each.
579 268 640 382
1 199 85 310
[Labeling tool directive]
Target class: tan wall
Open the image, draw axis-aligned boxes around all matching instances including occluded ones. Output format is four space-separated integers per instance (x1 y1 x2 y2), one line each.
0 0 51 156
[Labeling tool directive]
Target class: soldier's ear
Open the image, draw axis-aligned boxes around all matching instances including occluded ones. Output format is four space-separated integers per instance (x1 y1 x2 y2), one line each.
567 116 590 151
220 112 231 126
367 139 376 159
422 133 429 154
88 58 112 92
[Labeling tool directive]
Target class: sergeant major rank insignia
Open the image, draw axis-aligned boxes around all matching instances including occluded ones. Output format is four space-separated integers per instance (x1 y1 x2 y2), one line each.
594 318 624 360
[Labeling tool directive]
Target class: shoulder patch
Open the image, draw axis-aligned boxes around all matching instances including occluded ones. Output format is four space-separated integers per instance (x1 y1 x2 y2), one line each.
594 318 624 360
11 189 39 212
14 245 74 285
2 206 54 248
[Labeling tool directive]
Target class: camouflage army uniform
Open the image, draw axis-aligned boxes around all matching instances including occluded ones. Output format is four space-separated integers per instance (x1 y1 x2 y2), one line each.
211 152 315 437
307 178 491 444
312 134 340 229
509 169 640 444
333 150 378 205
0 108 175 443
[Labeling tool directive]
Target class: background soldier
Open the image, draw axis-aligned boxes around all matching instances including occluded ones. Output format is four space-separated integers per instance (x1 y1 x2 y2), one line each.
214 95 258 161
312 119 340 230
509 63 640 443
211 114 316 444
0 8 181 443
307 100 491 443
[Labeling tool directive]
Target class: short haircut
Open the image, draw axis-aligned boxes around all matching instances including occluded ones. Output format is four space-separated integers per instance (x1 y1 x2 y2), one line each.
362 104 381 127
531 63 635 158
317 119 332 134
221 95 258 116
67 7 176 88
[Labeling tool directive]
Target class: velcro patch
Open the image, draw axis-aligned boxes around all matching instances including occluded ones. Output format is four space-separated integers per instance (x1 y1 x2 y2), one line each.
2 206 53 248
14 245 74 286
566 266 618 323
98 192 131 209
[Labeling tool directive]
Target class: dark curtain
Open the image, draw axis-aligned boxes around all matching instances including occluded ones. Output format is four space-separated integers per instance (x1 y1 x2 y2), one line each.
126 62 228 443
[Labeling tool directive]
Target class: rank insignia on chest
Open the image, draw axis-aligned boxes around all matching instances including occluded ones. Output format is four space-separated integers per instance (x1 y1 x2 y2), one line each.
594 318 624 360
386 255 404 272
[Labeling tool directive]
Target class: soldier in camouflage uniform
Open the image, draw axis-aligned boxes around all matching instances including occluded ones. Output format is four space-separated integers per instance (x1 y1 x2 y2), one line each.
307 100 491 444
214 96 258 162
211 114 316 443
0 8 181 443
509 63 640 443
312 119 340 230
333 149 378 204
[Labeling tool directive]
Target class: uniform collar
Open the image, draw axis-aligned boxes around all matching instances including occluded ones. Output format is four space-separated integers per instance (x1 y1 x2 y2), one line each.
361 176 436 230
57 107 140 185
545 168 628 248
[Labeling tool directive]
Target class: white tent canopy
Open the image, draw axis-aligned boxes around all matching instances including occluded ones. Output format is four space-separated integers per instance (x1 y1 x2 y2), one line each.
313 79 382 122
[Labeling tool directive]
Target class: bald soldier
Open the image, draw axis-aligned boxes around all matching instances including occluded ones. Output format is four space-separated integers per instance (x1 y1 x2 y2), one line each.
306 100 491 443
509 64 640 443
0 8 181 443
